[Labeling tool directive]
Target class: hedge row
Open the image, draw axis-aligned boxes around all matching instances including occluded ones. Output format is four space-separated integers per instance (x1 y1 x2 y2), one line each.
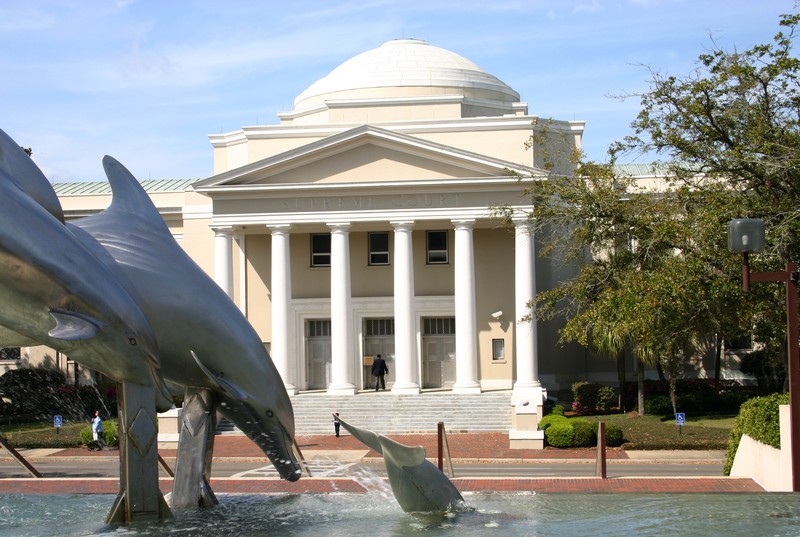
723 392 789 475
571 379 765 416
539 411 624 448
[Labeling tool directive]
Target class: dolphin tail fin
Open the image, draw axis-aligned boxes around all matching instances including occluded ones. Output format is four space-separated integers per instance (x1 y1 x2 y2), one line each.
377 435 427 468
191 350 249 401
333 414 386 455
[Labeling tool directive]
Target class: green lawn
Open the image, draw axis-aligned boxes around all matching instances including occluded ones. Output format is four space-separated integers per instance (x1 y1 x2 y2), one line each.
0 421 86 449
579 412 734 450
1 413 737 451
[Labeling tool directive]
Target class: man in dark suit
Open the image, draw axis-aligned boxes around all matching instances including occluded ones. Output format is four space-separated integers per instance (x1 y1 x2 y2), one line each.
371 354 388 391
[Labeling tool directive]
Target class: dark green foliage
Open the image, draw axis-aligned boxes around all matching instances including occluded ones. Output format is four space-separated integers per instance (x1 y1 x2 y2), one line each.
0 369 67 417
538 414 569 431
572 382 619 415
724 393 789 475
571 418 597 447
596 386 617 414
644 395 674 416
0 369 117 420
545 423 575 448
604 423 624 447
622 379 761 415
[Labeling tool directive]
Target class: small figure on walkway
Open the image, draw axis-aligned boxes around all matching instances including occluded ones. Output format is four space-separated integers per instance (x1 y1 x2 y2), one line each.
91 410 105 451
333 412 341 437
372 354 388 391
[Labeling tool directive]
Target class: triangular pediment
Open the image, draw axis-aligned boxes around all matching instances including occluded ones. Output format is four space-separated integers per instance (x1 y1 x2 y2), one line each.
194 125 538 189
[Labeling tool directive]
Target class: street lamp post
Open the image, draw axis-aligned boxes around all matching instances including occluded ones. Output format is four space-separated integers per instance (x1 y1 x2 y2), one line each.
728 218 800 492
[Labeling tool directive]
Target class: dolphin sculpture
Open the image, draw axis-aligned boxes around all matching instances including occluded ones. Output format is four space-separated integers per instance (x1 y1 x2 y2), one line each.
68 156 302 482
334 415 467 513
0 129 172 412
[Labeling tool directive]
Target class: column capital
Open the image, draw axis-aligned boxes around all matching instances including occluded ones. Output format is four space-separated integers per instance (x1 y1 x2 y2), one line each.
391 221 415 231
267 224 292 234
327 222 351 232
451 218 476 229
211 226 234 235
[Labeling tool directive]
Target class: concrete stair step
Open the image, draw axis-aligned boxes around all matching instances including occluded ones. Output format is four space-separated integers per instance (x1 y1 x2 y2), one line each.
216 391 514 436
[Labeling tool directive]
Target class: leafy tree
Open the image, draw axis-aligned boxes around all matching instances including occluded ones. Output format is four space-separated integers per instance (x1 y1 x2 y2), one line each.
497 12 800 413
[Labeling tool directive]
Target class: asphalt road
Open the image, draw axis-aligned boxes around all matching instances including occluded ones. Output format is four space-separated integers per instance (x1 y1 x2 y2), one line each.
0 457 725 480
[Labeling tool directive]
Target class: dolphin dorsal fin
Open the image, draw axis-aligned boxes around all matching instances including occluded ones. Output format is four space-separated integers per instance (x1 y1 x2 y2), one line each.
191 350 249 401
48 309 101 340
0 128 64 223
100 155 171 234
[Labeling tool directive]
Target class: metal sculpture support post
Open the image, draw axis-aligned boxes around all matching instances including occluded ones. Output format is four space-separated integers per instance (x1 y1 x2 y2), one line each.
107 381 171 524
171 387 219 508
728 218 800 492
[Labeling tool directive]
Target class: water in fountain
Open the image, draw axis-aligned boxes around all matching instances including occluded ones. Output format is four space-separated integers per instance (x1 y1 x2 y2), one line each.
1 492 799 537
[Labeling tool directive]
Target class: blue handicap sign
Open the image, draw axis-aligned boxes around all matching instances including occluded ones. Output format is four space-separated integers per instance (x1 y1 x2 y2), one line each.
675 412 686 426
53 415 62 428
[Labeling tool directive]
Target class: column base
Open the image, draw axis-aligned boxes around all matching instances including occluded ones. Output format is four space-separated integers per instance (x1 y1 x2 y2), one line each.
452 383 482 395
327 384 357 395
284 384 299 396
391 383 421 395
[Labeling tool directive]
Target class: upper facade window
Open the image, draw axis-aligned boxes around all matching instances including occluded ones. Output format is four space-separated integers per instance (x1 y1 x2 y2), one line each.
311 234 331 267
368 232 390 266
426 230 449 264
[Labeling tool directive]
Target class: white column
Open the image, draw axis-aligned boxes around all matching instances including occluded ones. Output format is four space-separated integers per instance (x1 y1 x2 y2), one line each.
328 223 356 394
269 225 297 395
512 219 544 406
213 227 233 297
392 221 420 394
235 234 247 314
452 220 481 394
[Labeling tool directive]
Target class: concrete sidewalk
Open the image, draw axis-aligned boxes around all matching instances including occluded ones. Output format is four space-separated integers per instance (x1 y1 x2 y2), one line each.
0 433 760 494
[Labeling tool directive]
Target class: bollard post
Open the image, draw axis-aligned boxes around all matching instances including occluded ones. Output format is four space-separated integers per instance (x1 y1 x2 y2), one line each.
437 422 444 471
596 421 607 479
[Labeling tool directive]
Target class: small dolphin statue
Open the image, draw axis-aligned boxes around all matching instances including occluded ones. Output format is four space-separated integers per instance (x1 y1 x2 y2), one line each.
0 129 172 411
68 156 302 482
334 414 467 513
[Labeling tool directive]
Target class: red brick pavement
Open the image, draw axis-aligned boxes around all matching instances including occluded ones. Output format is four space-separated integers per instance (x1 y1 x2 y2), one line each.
1 433 764 495
52 433 630 460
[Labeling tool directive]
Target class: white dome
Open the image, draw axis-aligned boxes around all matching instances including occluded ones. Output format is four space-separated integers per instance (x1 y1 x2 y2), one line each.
294 39 520 110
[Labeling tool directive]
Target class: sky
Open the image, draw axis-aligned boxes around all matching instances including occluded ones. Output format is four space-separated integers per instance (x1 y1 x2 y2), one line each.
0 0 793 183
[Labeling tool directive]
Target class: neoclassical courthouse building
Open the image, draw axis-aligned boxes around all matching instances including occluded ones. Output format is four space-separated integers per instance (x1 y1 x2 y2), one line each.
14 39 743 405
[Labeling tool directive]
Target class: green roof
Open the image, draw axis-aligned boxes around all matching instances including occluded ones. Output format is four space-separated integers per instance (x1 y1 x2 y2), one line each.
613 163 670 177
52 179 196 196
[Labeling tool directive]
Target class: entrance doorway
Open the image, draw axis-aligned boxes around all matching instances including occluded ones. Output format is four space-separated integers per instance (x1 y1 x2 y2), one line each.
363 318 395 390
422 317 456 389
306 319 331 390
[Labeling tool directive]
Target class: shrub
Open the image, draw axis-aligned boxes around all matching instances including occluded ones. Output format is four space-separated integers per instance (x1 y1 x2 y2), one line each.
572 382 618 415
644 395 673 416
550 404 565 416
571 419 597 447
724 392 788 475
538 414 569 431
545 423 575 448
571 381 600 415
0 368 68 417
604 423 624 447
596 386 617 414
